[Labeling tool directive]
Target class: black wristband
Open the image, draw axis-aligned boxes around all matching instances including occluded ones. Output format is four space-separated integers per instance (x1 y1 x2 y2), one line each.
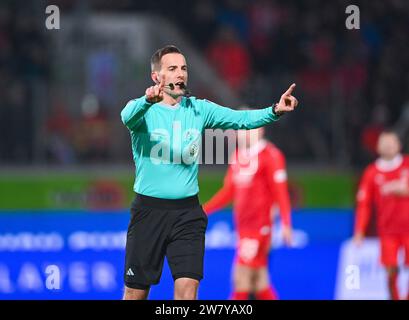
272 103 284 117
144 96 154 105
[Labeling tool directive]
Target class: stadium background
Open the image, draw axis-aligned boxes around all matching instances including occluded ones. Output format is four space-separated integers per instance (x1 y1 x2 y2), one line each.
0 0 408 299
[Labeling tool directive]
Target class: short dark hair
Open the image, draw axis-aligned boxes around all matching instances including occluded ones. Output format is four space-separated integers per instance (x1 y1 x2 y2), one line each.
380 128 401 139
151 45 183 71
381 128 398 136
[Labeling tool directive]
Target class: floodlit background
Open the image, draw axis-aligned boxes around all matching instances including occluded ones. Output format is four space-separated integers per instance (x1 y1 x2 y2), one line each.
0 0 408 299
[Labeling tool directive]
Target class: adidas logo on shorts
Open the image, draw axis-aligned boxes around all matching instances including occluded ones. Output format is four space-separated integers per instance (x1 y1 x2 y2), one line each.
126 268 135 276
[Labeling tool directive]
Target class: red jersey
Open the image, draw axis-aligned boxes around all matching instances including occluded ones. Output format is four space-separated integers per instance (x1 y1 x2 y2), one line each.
355 154 409 236
204 140 291 234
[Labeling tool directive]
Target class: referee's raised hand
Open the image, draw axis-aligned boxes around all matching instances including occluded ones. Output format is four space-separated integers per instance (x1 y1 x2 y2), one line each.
146 76 165 104
274 83 299 115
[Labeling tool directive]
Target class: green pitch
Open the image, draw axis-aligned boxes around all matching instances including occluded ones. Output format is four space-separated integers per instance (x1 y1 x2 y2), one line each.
0 168 357 210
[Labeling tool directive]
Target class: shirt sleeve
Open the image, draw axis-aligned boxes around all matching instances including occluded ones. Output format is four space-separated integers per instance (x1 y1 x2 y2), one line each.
266 149 292 227
203 166 235 215
355 166 374 235
120 96 152 130
200 99 280 130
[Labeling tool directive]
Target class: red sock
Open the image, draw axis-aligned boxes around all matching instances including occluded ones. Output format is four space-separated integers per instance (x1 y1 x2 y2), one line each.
256 286 278 300
231 292 249 300
388 273 400 300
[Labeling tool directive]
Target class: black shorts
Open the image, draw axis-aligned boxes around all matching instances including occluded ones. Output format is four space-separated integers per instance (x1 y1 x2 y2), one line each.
124 193 208 290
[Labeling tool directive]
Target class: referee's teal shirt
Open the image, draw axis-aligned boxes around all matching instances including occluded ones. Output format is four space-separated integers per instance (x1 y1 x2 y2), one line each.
121 96 280 199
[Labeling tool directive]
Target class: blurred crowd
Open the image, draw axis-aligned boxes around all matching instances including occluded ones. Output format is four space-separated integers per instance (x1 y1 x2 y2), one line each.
0 0 408 167
173 0 409 165
0 1 49 163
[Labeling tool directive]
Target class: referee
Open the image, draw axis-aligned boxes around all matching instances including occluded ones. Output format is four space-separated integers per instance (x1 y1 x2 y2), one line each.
121 45 298 300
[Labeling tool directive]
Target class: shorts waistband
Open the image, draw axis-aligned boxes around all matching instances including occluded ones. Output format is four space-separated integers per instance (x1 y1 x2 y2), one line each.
133 193 200 210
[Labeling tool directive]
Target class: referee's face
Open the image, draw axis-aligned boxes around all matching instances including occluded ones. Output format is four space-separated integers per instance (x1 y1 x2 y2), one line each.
158 53 188 97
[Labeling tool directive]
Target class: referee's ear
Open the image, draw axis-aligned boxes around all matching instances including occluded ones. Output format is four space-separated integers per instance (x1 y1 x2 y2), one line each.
151 71 159 85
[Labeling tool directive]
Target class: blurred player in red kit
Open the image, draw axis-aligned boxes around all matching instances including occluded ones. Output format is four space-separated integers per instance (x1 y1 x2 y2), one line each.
203 126 292 300
354 130 409 300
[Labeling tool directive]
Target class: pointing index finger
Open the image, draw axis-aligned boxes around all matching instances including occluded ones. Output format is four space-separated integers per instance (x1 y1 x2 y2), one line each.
159 75 166 89
284 83 296 96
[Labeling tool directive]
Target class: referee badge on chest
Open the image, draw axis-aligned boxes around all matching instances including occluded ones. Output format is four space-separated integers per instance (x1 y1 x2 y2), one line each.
182 130 201 165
